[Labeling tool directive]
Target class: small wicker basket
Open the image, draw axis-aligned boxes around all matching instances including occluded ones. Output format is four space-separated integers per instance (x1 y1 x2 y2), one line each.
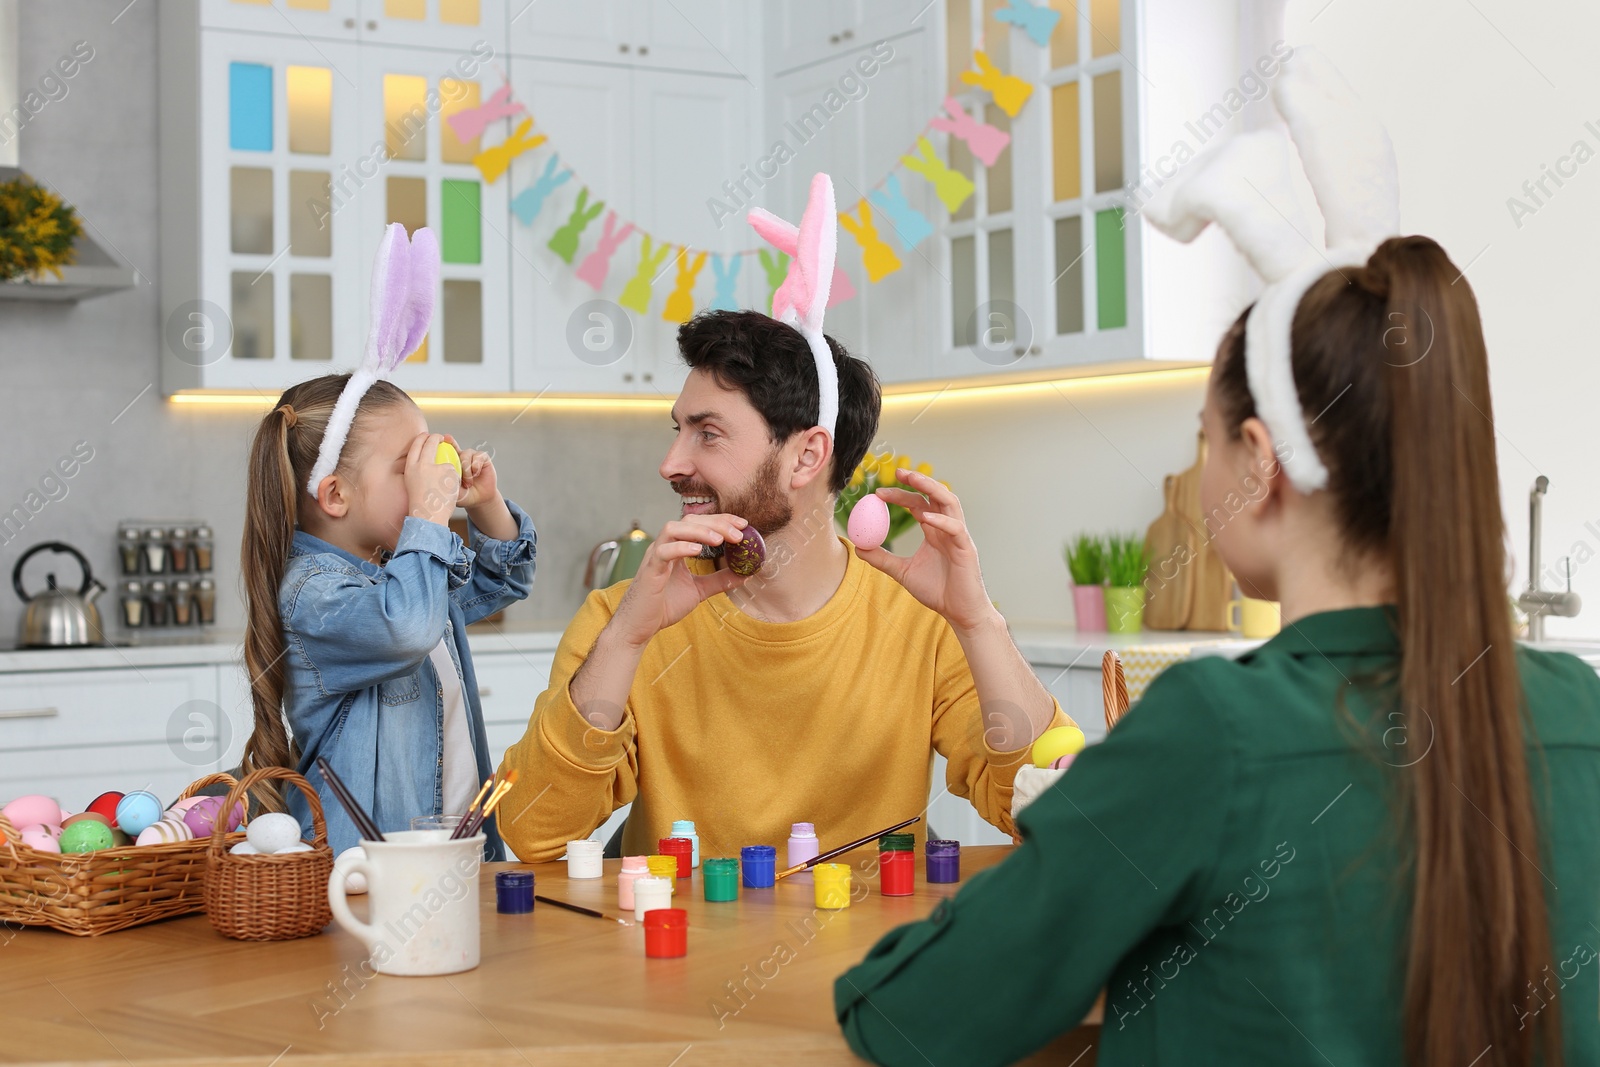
203 766 333 941
0 772 246 936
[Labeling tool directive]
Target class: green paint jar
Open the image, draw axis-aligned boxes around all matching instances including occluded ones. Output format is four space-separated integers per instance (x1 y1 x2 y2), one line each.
703 857 740 902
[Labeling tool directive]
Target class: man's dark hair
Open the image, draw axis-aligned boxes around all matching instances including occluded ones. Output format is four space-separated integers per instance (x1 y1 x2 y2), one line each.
676 310 881 494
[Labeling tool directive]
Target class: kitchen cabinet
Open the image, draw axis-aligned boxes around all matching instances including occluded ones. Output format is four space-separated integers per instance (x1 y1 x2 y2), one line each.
506 0 753 76
199 0 505 52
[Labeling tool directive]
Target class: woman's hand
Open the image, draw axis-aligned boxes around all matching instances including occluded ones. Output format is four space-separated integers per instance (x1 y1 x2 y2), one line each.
856 469 999 635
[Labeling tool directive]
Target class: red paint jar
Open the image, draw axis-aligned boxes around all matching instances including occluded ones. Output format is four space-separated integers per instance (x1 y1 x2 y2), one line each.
644 907 688 958
879 837 915 897
658 837 694 878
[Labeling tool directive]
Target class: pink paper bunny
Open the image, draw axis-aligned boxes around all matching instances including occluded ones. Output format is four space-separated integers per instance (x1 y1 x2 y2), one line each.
747 173 841 439
930 96 1011 168
447 84 526 145
575 211 636 291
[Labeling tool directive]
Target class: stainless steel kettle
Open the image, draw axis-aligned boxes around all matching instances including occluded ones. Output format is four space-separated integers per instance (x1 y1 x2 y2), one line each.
13 541 106 647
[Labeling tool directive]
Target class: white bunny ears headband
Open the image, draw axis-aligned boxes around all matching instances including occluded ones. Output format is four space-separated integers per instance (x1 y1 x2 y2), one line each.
1143 46 1400 494
747 173 841 442
305 223 439 495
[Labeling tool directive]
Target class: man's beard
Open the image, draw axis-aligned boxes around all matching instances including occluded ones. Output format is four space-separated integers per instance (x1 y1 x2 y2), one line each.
676 448 793 561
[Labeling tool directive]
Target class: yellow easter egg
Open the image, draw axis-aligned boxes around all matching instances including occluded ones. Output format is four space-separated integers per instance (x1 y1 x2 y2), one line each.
436 441 462 477
1031 725 1086 768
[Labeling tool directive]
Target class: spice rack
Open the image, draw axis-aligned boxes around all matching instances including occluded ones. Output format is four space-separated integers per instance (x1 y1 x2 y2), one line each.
115 520 216 632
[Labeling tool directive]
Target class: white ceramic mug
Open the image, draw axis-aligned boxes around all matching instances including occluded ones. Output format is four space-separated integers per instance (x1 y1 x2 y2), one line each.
327 830 484 976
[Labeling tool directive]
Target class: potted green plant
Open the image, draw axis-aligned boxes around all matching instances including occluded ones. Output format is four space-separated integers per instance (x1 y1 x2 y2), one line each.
1064 534 1108 632
1105 534 1150 634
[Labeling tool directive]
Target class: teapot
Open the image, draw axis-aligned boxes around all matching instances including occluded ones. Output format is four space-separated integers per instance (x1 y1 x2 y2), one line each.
13 541 107 647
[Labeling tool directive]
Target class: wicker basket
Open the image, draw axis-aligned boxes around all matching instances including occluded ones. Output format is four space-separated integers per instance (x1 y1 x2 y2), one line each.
0 772 247 936
203 766 333 941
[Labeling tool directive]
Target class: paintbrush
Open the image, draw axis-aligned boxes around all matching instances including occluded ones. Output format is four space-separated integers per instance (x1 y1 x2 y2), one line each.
450 773 498 840
773 815 922 881
459 771 516 840
316 756 386 842
534 894 632 925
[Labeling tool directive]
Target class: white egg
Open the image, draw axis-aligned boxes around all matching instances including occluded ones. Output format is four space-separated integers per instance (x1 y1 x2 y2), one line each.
335 845 368 894
229 841 259 855
246 812 302 854
277 842 313 853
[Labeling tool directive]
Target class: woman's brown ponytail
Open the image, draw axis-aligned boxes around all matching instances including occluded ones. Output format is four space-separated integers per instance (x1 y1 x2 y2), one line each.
1214 235 1560 1067
238 375 411 810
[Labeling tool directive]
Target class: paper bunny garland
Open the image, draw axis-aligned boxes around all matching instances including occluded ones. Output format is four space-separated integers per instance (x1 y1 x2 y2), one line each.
1143 46 1400 494
747 173 841 442
305 223 438 496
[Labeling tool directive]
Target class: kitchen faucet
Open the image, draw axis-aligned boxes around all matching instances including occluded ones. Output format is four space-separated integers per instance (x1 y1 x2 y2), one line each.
1518 476 1581 641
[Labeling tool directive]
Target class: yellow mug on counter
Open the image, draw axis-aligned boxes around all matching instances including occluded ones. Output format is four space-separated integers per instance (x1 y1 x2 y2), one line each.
1227 597 1282 639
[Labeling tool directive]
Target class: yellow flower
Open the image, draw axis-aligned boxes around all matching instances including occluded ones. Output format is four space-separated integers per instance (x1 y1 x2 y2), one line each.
895 454 911 473
877 457 897 486
849 466 864 488
915 461 934 477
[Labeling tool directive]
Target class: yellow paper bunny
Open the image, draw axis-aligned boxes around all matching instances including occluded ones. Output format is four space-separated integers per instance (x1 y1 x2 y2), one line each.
838 201 902 283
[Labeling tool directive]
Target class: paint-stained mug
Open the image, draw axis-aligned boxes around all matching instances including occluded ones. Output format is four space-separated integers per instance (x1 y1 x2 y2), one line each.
327 830 483 976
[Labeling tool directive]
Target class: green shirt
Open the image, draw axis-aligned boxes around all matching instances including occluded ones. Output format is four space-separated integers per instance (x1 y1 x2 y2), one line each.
836 606 1600 1065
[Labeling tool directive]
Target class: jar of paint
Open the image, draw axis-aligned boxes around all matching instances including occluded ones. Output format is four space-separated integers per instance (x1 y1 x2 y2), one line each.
566 839 603 879
813 862 852 910
658 836 693 879
878 833 915 897
703 857 739 902
495 871 534 914
633 876 673 922
926 839 961 884
646 854 679 892
643 907 688 958
740 844 776 888
787 822 819 885
669 819 700 867
617 855 649 910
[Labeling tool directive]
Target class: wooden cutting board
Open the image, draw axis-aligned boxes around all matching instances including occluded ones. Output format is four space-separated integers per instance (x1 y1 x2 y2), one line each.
1142 472 1194 630
1177 433 1235 630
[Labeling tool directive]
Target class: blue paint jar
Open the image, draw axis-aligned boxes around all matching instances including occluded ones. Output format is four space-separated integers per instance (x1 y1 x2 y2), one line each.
926 839 960 884
496 870 535 913
740 844 776 888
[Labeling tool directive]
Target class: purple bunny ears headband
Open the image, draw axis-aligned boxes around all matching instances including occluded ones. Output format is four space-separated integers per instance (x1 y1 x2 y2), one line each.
748 173 841 442
1143 46 1400 494
305 223 439 495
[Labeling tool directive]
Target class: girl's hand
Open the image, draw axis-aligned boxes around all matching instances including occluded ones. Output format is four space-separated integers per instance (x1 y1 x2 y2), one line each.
446 436 499 510
856 469 998 635
405 432 458 526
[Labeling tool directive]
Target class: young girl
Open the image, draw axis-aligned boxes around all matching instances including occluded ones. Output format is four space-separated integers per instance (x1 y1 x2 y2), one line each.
238 371 537 858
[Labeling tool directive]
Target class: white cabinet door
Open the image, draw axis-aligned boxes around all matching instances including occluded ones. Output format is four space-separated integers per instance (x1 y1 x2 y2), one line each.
199 0 363 40
506 0 640 64
356 0 508 53
507 57 644 394
0 667 225 809
188 32 365 392
356 44 513 393
470 649 552 766
627 67 760 398
635 0 754 77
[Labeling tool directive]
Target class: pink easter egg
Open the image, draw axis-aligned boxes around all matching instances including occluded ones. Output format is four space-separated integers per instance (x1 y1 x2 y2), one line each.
847 493 891 551
3 795 63 831
181 795 245 838
19 824 60 852
1048 753 1077 771
166 796 207 816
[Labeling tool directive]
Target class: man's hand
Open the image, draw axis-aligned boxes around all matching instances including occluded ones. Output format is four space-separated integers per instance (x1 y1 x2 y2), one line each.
856 469 999 635
607 515 753 650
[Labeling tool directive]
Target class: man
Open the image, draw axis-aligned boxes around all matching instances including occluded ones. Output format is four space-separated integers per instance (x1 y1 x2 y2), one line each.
497 309 1070 861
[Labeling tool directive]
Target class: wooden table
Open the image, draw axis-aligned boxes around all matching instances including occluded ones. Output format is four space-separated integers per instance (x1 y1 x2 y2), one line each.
3 845 1101 1065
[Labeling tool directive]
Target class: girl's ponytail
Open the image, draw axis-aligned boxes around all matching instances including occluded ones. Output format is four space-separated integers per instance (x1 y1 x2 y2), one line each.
237 375 412 811
1213 235 1560 1067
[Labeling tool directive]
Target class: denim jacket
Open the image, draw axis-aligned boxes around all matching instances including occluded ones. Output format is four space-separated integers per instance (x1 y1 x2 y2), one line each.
280 500 537 859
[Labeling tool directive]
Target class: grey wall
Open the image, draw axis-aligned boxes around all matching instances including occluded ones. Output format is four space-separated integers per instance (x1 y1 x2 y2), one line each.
1 1 683 641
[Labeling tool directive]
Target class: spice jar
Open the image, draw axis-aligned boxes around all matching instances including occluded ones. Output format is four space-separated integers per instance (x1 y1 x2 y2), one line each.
146 579 169 626
168 527 192 573
171 579 194 626
120 580 144 629
118 527 143 575
195 577 216 625
192 526 214 572
143 528 168 574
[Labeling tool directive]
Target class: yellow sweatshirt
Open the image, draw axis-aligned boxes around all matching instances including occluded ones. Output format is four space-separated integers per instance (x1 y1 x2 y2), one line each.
497 537 1070 862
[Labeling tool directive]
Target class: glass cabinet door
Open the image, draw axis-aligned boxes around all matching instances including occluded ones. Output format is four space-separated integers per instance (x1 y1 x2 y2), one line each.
200 0 363 40
357 0 507 53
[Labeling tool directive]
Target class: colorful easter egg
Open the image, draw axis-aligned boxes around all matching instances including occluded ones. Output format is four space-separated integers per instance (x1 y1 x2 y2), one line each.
246 812 301 854
62 811 111 830
19 824 60 852
436 440 462 477
723 525 767 577
1030 725 1086 769
86 791 124 822
182 794 245 838
3 795 63 831
136 816 194 847
165 796 206 816
114 791 163 836
847 493 891 551
59 820 114 853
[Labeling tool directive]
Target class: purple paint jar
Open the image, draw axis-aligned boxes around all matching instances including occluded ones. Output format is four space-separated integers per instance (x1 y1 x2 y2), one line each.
926 839 960 884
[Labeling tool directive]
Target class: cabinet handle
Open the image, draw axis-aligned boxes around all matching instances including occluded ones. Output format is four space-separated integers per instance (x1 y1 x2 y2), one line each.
623 372 635 382
829 34 840 44
619 43 630 53
1029 345 1042 356
0 706 60 720
478 687 492 698
642 372 653 382
344 17 356 28
366 19 378 30
841 29 854 40
638 45 648 55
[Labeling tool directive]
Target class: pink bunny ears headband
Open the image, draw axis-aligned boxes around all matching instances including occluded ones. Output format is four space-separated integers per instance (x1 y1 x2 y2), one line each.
305 223 439 495
747 173 840 441
1144 46 1400 494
